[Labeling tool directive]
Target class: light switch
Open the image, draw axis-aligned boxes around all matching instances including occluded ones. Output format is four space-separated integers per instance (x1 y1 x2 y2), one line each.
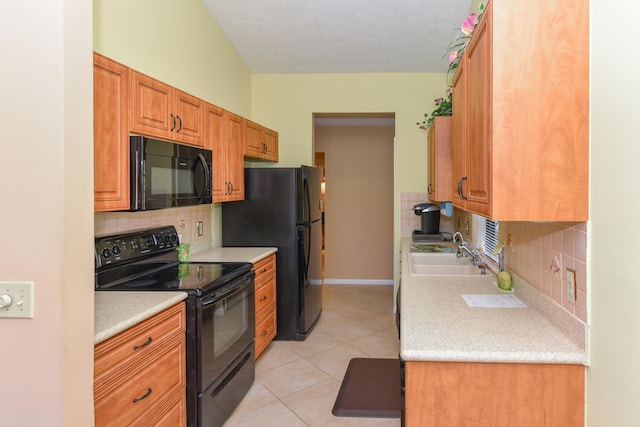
0 281 34 318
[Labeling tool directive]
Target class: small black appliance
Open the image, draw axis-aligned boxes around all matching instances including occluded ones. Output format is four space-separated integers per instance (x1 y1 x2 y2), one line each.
412 203 444 241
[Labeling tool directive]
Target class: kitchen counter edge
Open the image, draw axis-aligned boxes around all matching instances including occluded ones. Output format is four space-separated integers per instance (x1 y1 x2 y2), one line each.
400 236 588 366
94 291 188 345
189 247 278 264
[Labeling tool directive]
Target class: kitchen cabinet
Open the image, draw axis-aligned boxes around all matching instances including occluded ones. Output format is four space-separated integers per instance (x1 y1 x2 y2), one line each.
93 53 130 212
253 254 277 358
94 303 186 427
244 119 279 162
405 361 584 427
205 103 245 202
427 116 453 202
130 70 204 147
451 0 589 221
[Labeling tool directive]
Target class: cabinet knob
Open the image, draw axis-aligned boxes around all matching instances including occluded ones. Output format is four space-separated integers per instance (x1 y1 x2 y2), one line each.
259 295 268 302
260 330 268 336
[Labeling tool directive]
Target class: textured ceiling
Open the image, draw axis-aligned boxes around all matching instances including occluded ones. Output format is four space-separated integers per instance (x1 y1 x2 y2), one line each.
201 0 472 73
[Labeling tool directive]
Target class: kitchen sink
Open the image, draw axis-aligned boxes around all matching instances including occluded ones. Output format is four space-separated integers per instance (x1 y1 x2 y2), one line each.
408 251 485 276
409 262 481 276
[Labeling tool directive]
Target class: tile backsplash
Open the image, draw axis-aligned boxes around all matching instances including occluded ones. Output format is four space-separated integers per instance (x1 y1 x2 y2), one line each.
401 193 588 324
95 205 213 253
499 221 587 323
400 192 455 236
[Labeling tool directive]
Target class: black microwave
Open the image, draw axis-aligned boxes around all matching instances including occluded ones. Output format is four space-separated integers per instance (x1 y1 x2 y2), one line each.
130 136 212 211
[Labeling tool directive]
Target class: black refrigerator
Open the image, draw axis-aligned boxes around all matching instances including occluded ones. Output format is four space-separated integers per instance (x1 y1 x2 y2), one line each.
222 166 323 340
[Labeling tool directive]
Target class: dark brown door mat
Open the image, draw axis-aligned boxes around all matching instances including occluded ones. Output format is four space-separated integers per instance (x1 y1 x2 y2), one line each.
332 357 401 418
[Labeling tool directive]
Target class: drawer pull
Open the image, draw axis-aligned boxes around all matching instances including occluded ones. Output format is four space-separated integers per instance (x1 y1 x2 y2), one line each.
132 387 152 403
260 330 268 336
259 295 268 302
133 337 153 351
260 268 268 273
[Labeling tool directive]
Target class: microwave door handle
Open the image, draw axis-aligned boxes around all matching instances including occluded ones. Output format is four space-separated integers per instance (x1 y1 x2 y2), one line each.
195 153 209 201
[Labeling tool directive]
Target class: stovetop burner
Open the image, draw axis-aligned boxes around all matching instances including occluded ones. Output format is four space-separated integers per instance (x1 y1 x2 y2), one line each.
94 226 252 296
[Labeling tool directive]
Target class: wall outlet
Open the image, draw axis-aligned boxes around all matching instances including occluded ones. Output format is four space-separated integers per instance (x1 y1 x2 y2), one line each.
0 281 34 318
566 268 577 304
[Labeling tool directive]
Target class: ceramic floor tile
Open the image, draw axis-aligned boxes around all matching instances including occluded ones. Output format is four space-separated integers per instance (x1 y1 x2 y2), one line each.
306 342 368 380
225 285 400 427
281 378 342 427
224 400 308 427
334 302 382 321
259 358 331 398
255 341 302 375
358 311 397 331
287 331 344 359
322 318 379 344
350 330 400 358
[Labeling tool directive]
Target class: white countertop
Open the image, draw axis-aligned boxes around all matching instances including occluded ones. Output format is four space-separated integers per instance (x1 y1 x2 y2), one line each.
400 237 587 365
189 246 278 264
94 291 188 345
94 246 277 345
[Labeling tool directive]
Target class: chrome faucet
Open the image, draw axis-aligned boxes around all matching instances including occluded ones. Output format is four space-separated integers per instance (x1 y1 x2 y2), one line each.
453 232 464 244
458 241 478 260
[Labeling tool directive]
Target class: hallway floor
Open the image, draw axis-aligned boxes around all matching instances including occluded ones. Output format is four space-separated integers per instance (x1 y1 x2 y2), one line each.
224 284 401 427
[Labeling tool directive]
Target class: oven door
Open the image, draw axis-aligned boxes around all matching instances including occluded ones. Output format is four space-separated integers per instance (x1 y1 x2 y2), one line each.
198 272 255 391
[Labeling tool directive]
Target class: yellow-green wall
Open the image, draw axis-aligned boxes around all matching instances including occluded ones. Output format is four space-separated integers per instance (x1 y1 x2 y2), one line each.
251 72 450 291
93 0 252 116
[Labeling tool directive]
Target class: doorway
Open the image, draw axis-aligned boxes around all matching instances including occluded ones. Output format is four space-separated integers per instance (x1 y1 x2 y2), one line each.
313 113 395 285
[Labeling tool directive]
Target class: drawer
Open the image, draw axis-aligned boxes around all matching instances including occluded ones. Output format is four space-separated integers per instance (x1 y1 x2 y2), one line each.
253 254 276 286
139 387 186 427
95 303 185 382
95 337 186 426
255 306 276 359
255 278 276 315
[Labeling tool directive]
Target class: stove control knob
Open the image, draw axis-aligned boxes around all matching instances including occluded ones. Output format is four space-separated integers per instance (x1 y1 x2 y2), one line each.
101 248 112 258
112 245 121 255
170 234 178 244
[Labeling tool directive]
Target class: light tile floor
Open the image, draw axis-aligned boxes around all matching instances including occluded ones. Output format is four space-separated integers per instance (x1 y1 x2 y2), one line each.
224 285 401 427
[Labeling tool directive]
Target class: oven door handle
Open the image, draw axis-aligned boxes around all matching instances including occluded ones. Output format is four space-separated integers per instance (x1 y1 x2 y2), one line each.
201 273 254 307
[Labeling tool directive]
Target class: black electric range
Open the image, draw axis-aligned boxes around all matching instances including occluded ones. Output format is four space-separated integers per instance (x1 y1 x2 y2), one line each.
95 226 256 427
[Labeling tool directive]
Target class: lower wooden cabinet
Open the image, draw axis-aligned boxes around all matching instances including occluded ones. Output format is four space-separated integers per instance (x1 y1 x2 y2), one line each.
405 361 584 427
94 303 186 427
254 254 277 358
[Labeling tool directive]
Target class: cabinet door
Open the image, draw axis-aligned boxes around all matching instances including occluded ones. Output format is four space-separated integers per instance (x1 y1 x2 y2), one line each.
226 112 245 201
262 127 279 162
130 70 174 140
428 117 452 202
464 14 491 217
93 53 130 211
206 103 228 202
173 89 204 146
243 119 263 158
451 63 466 209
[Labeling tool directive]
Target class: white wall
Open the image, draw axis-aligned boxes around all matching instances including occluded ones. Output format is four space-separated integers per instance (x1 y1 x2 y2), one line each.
0 0 95 425
587 0 640 425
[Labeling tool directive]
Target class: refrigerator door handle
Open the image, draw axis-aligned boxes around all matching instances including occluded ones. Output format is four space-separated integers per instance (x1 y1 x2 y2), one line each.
304 176 311 224
304 224 311 282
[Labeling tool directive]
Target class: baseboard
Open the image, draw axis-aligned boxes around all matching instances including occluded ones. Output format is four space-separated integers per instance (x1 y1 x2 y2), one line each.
323 279 394 286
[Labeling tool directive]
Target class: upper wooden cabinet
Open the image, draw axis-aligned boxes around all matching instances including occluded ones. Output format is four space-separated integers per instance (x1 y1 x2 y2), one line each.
427 116 453 202
130 70 204 147
205 103 245 202
244 119 278 162
93 53 130 212
451 0 589 221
